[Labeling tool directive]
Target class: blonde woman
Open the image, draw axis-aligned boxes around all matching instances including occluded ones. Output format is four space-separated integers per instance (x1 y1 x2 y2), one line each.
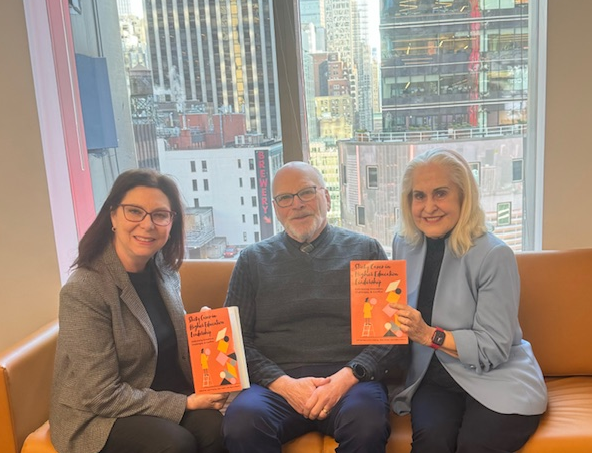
390 149 547 453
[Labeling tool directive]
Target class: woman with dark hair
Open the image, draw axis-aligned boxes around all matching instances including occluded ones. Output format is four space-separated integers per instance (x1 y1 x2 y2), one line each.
390 149 547 453
50 169 228 453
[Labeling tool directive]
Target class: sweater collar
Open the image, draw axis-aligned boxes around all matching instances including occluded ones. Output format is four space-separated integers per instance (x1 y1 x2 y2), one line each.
284 224 332 253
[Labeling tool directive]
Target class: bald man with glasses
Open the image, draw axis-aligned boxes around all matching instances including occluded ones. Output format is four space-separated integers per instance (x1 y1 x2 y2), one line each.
222 162 408 453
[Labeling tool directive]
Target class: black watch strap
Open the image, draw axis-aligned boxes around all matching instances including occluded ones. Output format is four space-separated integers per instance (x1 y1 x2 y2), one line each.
348 362 369 381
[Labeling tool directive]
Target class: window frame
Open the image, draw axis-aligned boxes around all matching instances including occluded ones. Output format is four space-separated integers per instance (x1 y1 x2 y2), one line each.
24 0 95 282
366 166 379 189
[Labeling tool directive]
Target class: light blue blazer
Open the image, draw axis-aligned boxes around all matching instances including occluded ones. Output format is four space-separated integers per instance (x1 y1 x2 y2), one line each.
391 232 547 416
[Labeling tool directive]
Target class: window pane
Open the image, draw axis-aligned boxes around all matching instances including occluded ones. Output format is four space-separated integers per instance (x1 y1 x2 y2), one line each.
301 0 534 252
356 205 366 226
62 0 538 259
67 1 287 259
367 166 378 189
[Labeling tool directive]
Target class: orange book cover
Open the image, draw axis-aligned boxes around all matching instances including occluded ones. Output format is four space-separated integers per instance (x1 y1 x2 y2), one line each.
185 306 250 394
350 260 409 345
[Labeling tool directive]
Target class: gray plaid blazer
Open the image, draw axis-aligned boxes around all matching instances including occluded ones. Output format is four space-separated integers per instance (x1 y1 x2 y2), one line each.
49 244 192 453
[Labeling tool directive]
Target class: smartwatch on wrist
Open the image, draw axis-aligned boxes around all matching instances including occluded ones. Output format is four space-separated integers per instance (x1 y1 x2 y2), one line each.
430 327 446 350
347 362 369 381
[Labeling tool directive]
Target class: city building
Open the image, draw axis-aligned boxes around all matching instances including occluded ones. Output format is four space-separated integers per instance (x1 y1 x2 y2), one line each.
164 111 248 150
143 0 282 141
129 65 159 170
119 12 148 70
323 0 375 133
380 0 528 132
309 141 341 225
338 134 525 252
158 141 284 256
300 0 327 51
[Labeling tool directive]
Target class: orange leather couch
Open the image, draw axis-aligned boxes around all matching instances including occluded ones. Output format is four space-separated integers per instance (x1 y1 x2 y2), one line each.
2 249 592 453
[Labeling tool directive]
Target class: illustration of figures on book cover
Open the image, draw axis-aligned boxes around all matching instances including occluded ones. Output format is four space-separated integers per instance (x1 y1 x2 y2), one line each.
185 307 249 394
350 260 409 345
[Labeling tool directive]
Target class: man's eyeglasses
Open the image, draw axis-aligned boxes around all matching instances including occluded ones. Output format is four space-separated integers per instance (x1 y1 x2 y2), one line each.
118 204 176 226
273 186 324 208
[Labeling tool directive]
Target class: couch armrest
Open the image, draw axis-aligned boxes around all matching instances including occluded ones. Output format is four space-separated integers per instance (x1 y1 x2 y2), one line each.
0 320 58 453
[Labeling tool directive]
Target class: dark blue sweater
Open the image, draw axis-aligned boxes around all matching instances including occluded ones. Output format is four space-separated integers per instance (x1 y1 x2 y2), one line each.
224 225 398 387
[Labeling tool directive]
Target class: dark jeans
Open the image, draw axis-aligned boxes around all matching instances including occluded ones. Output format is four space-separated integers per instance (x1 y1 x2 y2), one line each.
222 382 390 453
410 358 541 453
100 409 225 453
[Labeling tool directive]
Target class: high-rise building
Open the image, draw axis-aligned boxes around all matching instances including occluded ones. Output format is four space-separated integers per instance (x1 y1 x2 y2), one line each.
129 65 159 170
309 141 341 225
117 2 157 171
144 0 282 141
380 0 528 132
324 0 375 133
301 0 327 51
371 47 382 132
117 0 132 17
301 0 326 28
337 1 530 251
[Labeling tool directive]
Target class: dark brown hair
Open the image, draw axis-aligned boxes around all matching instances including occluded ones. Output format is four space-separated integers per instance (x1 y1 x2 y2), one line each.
73 169 185 270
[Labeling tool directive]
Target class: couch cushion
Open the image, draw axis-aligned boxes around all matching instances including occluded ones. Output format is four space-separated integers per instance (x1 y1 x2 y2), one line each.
320 378 592 453
320 413 412 453
21 421 57 453
179 259 235 312
23 405 326 453
519 377 592 453
282 431 324 452
387 413 412 453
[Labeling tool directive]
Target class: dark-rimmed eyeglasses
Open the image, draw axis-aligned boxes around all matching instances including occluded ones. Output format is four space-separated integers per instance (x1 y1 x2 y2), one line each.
118 204 176 226
273 186 323 208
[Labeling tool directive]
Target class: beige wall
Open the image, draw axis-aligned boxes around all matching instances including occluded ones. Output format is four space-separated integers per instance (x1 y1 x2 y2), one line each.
542 1 592 249
1 0 591 351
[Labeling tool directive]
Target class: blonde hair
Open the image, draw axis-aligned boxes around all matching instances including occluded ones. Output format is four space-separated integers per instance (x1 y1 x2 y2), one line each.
398 148 487 256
